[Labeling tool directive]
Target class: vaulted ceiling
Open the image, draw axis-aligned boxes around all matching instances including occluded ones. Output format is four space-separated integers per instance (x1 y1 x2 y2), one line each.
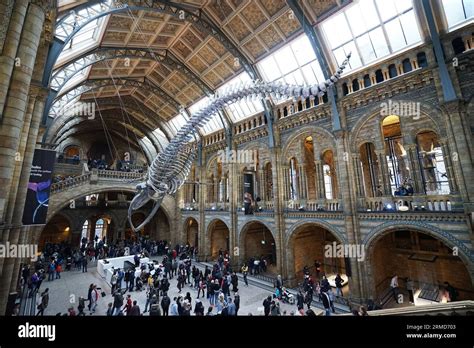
49 0 344 154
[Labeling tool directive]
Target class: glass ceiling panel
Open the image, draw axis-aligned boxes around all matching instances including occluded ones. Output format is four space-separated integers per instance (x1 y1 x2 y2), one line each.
256 34 325 105
216 72 264 122
321 0 422 73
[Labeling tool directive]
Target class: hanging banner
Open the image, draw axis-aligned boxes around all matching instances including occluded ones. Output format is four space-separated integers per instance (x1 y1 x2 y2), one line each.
22 149 56 225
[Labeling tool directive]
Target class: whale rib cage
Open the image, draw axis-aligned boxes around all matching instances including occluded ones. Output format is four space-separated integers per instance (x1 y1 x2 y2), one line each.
128 54 351 231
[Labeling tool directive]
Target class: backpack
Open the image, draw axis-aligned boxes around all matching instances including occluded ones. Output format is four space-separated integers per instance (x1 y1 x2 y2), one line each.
221 307 229 316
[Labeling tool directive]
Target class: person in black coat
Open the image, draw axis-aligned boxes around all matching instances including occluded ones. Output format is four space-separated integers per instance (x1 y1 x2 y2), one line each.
263 295 272 316
161 292 171 316
234 293 240 315
321 291 332 316
296 290 305 313
231 272 238 292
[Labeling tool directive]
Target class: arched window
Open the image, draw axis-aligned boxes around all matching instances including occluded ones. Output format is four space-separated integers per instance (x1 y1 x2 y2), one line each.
402 58 412 73
322 150 337 200
388 64 398 78
95 218 106 241
382 115 410 195
289 158 299 201
363 74 371 88
359 143 381 197
81 220 89 244
416 131 450 195
323 164 333 199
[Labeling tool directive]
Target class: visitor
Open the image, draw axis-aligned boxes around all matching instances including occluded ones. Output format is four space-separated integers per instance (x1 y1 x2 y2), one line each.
90 285 99 314
36 288 49 316
231 272 238 292
321 291 332 316
241 264 249 286
129 300 141 316
314 260 321 278
335 273 344 297
170 297 179 316
106 303 113 316
263 295 272 316
297 290 305 315
113 289 124 315
234 292 240 315
444 281 459 302
243 192 253 215
406 277 415 304
81 255 88 273
111 271 118 295
161 292 170 316
55 263 62 279
194 299 205 316
123 294 132 315
390 275 399 302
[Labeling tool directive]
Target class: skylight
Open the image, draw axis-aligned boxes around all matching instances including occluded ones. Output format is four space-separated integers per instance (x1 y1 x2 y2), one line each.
216 72 264 122
188 96 224 135
54 3 109 82
441 0 474 30
321 0 422 71
256 34 325 103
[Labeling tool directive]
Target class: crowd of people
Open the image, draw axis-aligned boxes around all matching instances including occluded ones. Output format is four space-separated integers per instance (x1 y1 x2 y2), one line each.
25 237 452 317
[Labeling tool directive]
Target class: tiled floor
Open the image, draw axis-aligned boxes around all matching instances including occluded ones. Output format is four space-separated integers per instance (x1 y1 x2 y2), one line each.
37 259 324 316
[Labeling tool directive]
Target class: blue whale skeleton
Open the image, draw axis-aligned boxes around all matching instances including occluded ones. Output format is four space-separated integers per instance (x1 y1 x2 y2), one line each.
128 54 351 232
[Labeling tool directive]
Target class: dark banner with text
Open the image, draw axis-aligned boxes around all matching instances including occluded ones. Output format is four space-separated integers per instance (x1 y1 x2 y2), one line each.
22 149 56 225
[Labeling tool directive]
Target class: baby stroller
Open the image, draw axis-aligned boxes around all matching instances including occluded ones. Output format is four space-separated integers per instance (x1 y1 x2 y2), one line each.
136 277 144 291
281 288 295 305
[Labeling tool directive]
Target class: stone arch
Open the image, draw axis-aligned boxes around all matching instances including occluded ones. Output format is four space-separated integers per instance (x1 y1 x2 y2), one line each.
285 220 348 284
363 221 473 264
282 125 336 163
206 218 231 260
238 219 278 272
363 221 474 301
183 217 199 248
350 100 445 151
286 220 347 245
39 213 73 249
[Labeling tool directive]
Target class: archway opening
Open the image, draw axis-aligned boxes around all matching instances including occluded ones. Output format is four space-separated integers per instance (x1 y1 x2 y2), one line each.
291 224 348 293
241 222 277 275
185 218 199 249
209 220 229 260
370 229 474 307
39 214 71 250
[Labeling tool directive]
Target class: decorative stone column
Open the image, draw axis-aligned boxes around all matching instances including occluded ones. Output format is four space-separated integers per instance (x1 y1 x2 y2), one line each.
375 149 392 196
0 1 46 314
0 0 27 117
405 144 424 194
440 139 458 194
315 160 325 199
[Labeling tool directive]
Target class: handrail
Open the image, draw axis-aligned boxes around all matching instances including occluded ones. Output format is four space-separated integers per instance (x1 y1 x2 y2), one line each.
340 300 474 316
50 170 147 194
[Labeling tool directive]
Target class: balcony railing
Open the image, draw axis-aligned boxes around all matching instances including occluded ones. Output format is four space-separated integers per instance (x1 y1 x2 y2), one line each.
362 194 462 212
50 172 91 193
